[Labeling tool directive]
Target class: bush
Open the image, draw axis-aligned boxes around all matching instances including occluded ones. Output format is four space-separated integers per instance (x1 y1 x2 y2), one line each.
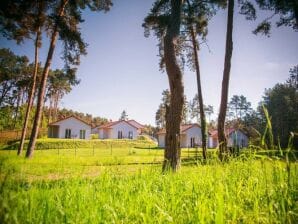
91 134 98 139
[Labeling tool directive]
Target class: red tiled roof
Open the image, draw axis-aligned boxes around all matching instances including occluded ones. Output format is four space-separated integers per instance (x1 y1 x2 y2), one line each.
157 124 201 135
181 124 200 132
98 120 140 129
98 120 121 129
48 115 91 127
209 128 244 138
210 130 218 137
127 120 144 129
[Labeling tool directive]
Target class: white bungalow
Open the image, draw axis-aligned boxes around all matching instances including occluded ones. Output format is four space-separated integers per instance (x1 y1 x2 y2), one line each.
98 120 143 139
227 129 249 148
48 116 91 139
208 129 249 148
157 124 205 148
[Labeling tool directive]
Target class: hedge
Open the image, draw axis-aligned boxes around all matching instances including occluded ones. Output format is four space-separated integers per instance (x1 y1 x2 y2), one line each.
3 137 157 150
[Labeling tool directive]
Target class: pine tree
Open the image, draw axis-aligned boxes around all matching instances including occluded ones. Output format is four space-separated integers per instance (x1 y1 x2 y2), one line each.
26 0 112 158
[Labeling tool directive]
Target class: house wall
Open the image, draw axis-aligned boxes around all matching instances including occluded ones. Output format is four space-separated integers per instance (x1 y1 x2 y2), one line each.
158 126 204 148
91 127 99 134
208 137 218 148
208 137 213 148
158 133 165 147
100 121 138 139
227 130 249 148
53 117 91 139
99 129 112 139
183 126 202 148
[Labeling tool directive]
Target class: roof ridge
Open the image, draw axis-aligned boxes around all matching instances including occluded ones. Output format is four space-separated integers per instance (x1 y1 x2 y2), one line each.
48 115 91 126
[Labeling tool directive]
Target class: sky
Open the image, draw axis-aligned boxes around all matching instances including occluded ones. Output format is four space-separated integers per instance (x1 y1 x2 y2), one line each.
1 0 297 125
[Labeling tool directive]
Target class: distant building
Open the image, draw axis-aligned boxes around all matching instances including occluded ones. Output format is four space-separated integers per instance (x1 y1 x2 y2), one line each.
157 124 207 148
208 129 249 148
209 130 218 148
48 116 91 139
96 120 144 139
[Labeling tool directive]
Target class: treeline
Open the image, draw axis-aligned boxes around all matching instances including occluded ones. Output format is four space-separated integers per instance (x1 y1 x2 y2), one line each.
0 48 108 130
0 105 109 132
155 66 298 149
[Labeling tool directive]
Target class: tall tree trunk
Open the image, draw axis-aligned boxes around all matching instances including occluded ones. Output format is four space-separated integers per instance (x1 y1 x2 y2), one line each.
162 0 184 172
17 29 41 156
189 25 207 160
48 94 53 124
53 92 59 121
218 0 234 161
26 0 68 158
13 88 22 129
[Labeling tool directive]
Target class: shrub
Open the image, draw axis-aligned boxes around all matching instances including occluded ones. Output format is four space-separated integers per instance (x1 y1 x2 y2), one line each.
91 134 98 139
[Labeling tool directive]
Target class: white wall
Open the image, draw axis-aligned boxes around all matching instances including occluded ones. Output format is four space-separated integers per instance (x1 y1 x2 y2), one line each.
227 130 249 148
208 137 214 148
54 117 91 139
158 133 165 147
183 126 202 148
99 129 112 139
158 126 204 148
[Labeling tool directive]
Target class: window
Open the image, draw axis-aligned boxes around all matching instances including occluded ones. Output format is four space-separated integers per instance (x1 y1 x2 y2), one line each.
65 129 71 139
80 130 86 139
118 131 123 139
128 131 133 139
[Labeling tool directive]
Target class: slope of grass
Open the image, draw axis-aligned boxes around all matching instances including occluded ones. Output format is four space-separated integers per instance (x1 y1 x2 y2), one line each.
2 137 157 150
0 148 297 223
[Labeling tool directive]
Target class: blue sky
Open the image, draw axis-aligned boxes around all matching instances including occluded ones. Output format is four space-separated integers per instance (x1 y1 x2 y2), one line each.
1 0 297 125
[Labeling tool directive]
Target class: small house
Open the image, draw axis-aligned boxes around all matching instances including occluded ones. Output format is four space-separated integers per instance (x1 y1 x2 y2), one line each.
226 129 249 148
208 129 249 148
157 124 204 148
48 116 91 139
98 120 143 139
208 130 218 148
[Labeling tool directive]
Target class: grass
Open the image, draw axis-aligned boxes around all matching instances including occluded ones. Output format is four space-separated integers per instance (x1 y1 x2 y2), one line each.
0 147 297 223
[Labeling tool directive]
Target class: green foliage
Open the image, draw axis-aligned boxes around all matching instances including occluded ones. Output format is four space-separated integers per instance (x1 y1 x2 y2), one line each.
254 0 298 36
119 110 128 121
0 149 297 223
261 104 274 149
228 94 252 120
90 134 98 139
155 89 170 128
0 48 29 107
155 90 191 128
260 67 298 148
4 138 157 151
143 0 225 71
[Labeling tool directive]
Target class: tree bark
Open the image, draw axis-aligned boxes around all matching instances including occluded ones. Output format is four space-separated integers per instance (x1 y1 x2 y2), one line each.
26 0 68 158
13 88 22 129
189 25 207 160
162 0 184 172
218 0 234 161
18 29 41 155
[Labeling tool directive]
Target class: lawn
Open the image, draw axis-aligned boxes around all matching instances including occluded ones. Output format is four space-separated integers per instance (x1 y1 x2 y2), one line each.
0 146 297 223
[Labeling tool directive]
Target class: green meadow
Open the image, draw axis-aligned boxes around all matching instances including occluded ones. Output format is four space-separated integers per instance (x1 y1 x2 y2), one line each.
0 141 297 223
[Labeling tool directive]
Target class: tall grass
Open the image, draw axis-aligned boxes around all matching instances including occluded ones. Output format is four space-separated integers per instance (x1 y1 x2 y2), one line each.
0 148 297 223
